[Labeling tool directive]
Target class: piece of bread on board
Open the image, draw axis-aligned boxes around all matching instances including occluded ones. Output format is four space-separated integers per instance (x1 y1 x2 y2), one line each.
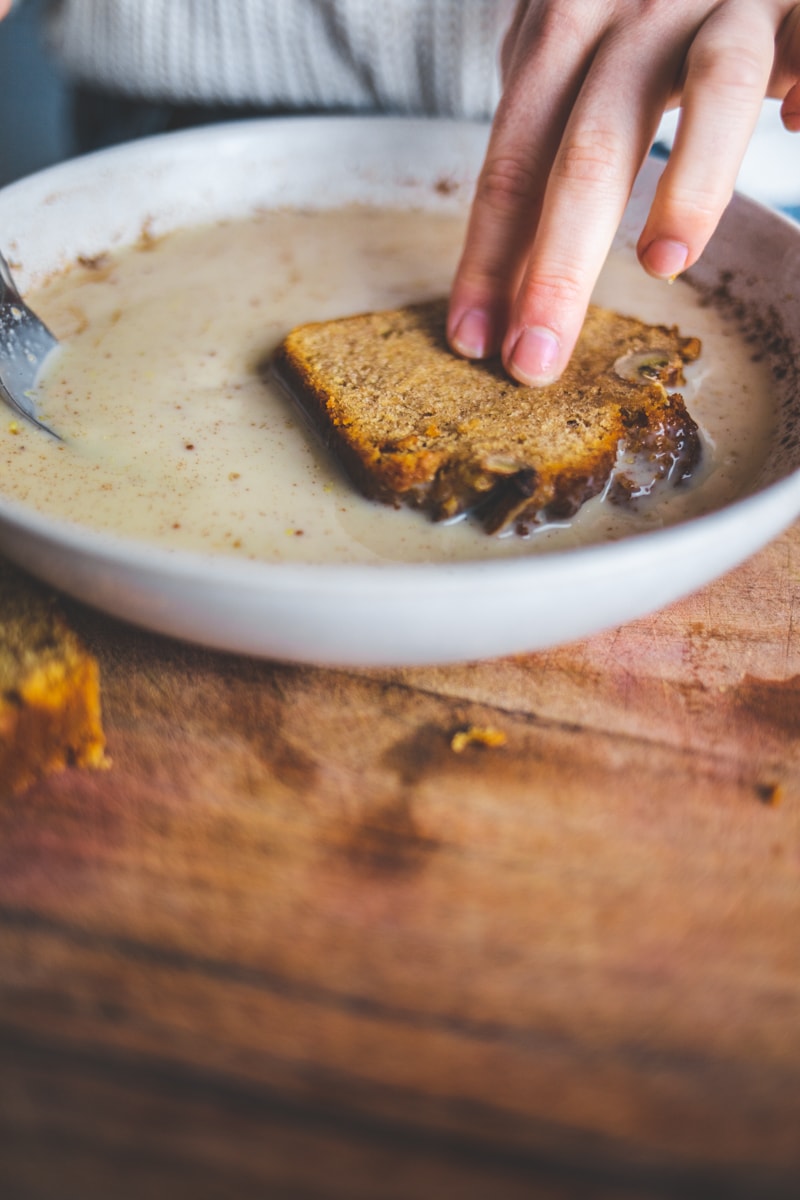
0 560 107 794
274 298 702 535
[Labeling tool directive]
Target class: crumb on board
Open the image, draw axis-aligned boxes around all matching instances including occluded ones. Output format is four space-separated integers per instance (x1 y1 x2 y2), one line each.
756 782 784 807
450 725 508 753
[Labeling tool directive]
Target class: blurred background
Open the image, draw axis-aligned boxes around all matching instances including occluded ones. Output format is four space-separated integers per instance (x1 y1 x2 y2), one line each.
0 0 71 187
0 0 799 217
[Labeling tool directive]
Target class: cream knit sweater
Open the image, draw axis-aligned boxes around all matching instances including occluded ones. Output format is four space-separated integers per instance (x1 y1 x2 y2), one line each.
46 0 514 118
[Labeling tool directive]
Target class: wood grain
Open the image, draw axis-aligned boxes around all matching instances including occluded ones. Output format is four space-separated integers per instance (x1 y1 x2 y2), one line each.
1 524 799 1199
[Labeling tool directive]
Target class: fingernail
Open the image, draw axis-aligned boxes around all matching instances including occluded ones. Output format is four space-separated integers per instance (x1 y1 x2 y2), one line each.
641 238 689 279
451 308 491 358
508 325 560 385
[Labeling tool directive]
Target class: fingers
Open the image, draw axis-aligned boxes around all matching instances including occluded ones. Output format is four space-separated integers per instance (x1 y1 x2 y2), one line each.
447 4 604 361
450 3 685 385
450 0 791 388
638 1 776 278
499 19 682 384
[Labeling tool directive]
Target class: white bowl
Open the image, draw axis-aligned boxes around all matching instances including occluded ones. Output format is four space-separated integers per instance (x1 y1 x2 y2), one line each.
0 117 799 667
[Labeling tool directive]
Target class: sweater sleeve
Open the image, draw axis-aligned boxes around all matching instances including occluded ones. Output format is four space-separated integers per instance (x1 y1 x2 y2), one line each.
45 0 514 119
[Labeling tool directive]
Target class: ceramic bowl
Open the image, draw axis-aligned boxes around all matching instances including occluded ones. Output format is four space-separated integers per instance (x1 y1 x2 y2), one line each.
0 117 798 666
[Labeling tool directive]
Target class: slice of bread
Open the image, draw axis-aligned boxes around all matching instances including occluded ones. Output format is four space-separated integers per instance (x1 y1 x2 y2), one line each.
274 299 702 534
0 561 107 794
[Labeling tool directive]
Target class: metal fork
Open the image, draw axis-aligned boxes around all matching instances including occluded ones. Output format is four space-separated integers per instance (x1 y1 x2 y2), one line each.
0 251 61 439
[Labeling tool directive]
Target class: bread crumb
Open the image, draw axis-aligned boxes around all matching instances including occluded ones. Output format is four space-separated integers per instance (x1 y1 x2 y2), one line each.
1 562 108 792
451 725 507 753
77 252 111 271
756 782 784 807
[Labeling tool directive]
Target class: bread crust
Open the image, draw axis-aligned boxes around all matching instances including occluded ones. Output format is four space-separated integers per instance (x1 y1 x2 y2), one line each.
0 563 107 794
274 299 702 534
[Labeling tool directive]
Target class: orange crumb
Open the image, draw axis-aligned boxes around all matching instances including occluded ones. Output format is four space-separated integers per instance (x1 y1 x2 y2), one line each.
451 725 507 753
756 782 784 807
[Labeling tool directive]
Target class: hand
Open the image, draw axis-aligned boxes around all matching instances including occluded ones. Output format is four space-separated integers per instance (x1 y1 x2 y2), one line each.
448 0 800 385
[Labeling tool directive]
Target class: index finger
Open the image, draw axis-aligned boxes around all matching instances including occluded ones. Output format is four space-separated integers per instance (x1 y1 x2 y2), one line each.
501 33 679 385
447 6 602 361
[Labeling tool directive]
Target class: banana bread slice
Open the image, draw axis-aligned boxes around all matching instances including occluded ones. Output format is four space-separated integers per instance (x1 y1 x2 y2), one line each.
0 560 107 794
274 299 702 534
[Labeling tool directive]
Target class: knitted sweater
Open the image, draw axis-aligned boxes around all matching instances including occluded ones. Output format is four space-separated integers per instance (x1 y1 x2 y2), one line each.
46 0 514 118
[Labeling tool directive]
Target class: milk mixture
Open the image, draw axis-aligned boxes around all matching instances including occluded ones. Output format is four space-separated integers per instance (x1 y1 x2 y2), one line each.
2 208 776 564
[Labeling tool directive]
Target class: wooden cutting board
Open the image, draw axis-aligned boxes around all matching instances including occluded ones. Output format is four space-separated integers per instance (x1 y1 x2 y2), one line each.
1 520 799 1199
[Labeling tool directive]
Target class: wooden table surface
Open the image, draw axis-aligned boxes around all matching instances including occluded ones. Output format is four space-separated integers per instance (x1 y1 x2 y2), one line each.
1 518 799 1199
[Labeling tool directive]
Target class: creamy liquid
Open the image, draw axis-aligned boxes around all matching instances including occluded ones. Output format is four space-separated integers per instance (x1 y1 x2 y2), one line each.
1 208 776 564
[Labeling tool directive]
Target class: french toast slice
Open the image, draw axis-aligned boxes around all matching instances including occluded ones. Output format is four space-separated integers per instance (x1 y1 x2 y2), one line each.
274 298 702 535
